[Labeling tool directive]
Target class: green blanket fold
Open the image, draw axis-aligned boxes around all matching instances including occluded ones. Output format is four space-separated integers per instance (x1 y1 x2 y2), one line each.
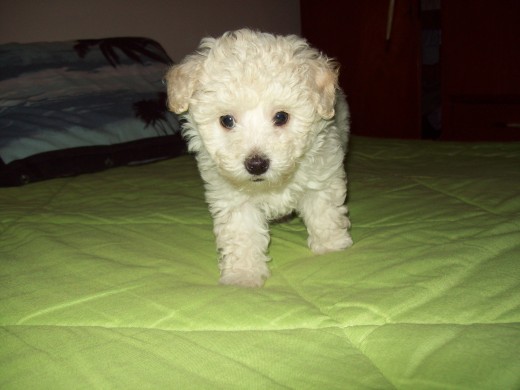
1 137 519 389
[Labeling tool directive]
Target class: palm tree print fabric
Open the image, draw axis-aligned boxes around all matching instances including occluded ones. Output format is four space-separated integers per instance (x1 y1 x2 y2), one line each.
0 37 184 186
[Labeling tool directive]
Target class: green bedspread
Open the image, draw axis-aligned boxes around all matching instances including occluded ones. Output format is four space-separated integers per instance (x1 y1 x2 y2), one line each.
1 137 519 389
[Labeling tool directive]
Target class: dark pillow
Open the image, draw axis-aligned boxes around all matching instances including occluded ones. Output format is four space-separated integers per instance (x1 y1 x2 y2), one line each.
0 37 185 186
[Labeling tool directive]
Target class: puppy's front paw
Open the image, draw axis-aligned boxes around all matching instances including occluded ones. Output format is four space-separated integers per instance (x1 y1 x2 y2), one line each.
219 263 271 288
309 229 353 254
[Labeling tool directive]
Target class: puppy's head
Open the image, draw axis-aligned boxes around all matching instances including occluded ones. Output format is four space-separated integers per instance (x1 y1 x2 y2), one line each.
165 29 339 187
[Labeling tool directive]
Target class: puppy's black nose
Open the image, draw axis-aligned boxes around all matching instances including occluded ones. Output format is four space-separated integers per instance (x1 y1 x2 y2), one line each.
244 154 270 175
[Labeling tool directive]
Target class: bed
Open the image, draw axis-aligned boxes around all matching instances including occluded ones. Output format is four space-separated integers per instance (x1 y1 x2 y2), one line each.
1 39 520 389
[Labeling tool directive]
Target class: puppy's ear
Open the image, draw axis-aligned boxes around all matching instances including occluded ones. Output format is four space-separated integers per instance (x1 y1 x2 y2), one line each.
165 54 204 114
312 59 339 120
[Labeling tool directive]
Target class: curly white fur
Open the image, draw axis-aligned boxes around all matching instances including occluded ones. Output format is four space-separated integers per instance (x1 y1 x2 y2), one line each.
166 29 352 287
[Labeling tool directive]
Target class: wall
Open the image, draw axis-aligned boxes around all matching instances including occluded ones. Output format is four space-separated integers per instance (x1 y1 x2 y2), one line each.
0 0 301 62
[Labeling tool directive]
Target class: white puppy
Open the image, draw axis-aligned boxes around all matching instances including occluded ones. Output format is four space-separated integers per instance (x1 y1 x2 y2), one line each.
166 29 352 287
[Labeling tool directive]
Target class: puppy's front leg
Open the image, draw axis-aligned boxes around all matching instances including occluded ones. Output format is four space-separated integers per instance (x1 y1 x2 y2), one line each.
213 204 271 287
299 181 353 254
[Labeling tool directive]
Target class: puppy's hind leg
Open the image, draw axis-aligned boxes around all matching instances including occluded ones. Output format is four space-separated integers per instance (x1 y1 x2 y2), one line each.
299 179 353 254
213 204 271 287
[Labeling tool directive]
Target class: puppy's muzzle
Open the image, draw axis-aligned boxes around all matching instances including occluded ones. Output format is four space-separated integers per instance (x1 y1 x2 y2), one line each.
244 154 270 176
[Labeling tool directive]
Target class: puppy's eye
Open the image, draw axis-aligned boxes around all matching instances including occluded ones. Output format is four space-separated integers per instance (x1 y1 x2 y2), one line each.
220 115 236 129
273 111 289 127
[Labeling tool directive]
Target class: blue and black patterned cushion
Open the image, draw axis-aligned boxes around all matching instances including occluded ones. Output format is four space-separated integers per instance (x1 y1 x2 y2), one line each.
0 37 184 186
